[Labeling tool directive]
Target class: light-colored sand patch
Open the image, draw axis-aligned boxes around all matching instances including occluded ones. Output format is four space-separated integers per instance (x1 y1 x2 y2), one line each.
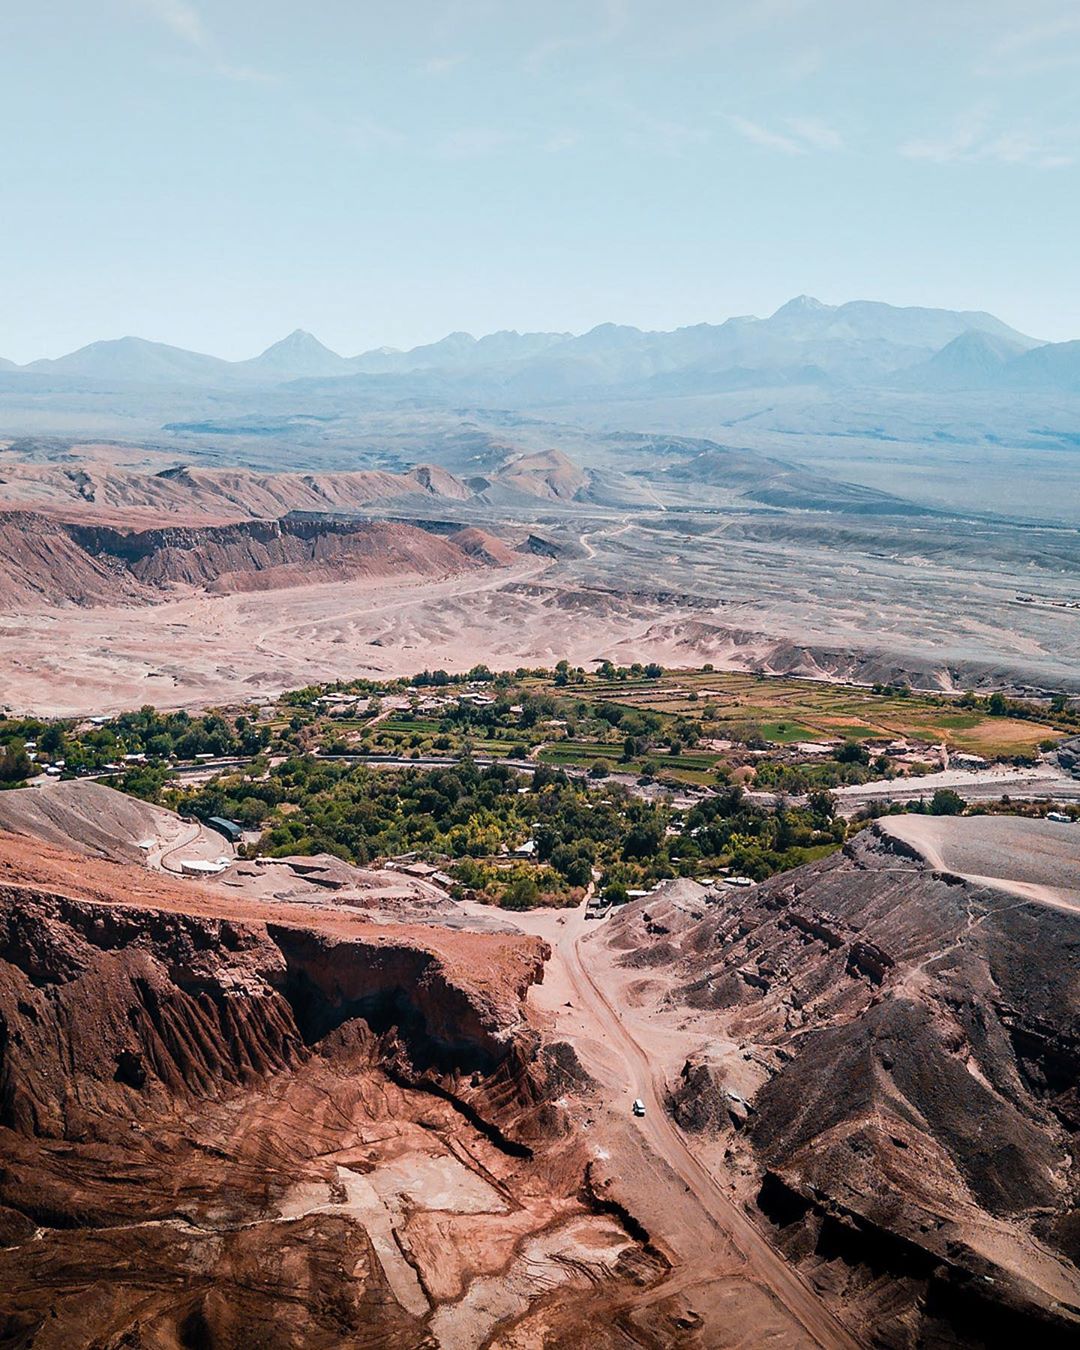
276 1149 511 1321
365 1149 508 1215
883 815 1080 908
427 1214 632 1349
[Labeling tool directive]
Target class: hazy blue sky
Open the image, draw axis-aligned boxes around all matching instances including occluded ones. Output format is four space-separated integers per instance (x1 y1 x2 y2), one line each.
2 1 1078 360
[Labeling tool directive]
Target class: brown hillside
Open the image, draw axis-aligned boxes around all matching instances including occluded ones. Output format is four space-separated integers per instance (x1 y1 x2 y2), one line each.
0 512 504 609
595 818 1080 1344
0 461 474 522
0 831 670 1346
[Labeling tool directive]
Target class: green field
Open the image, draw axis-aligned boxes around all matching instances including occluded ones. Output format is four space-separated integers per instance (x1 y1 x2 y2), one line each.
584 670 1064 759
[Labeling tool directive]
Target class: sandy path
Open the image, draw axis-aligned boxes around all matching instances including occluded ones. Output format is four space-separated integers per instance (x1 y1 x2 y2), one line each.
883 815 1080 912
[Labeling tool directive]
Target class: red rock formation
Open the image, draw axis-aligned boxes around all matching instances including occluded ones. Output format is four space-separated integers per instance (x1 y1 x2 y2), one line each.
0 834 663 1346
0 511 507 608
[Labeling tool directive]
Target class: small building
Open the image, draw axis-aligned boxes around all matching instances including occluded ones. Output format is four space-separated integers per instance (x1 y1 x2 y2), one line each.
206 816 243 844
178 858 229 877
402 861 439 878
512 839 537 858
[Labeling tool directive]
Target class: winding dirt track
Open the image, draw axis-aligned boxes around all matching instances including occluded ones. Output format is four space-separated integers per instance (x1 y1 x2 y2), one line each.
558 920 861 1349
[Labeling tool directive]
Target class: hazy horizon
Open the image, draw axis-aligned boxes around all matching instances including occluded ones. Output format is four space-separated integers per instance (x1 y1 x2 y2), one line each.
3 1 1079 362
2 291 1052 367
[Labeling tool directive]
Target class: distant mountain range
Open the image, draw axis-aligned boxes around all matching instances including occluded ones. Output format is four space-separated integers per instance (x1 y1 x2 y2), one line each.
5 298 1080 397
900 330 1080 393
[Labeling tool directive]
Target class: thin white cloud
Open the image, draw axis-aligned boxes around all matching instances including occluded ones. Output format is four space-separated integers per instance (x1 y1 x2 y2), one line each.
133 0 273 83
978 15 1080 76
135 0 207 48
786 117 842 151
347 119 407 153
730 115 843 155
900 109 1073 168
544 131 582 153
982 132 1073 169
627 111 708 155
729 115 804 154
524 36 581 71
437 128 514 160
215 63 276 85
523 0 629 71
781 45 824 82
421 54 465 75
900 113 984 164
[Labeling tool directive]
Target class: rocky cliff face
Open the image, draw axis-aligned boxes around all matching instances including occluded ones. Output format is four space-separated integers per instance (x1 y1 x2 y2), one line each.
0 836 658 1347
0 510 504 608
0 510 150 608
605 823 1080 1346
0 880 547 1139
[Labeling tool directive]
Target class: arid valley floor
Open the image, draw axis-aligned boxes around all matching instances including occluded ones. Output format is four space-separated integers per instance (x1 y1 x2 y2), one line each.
1 425 1078 718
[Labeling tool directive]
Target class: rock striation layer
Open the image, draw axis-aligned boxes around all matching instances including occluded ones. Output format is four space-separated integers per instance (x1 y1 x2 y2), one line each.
0 510 505 608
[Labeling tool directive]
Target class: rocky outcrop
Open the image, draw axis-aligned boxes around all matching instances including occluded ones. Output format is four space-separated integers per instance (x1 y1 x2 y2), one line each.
0 882 546 1138
0 836 652 1347
0 460 475 521
0 510 151 608
0 510 506 608
601 821 1080 1344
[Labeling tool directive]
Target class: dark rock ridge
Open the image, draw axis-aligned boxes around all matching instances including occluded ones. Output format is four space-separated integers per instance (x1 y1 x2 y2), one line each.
607 824 1080 1345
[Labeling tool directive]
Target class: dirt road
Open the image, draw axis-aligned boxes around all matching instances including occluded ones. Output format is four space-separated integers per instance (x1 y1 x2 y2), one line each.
832 762 1080 814
561 915 860 1349
491 899 861 1347
152 818 231 874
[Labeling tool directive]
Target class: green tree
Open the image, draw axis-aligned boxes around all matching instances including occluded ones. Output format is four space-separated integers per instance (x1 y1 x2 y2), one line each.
503 874 541 910
0 740 31 784
39 724 67 756
929 788 965 816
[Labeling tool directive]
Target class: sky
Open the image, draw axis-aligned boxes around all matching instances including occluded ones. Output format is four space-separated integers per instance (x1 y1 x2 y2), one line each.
1 0 1079 362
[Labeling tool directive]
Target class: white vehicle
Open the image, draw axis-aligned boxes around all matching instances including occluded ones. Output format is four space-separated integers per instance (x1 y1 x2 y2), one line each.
1046 811 1073 824
632 1098 646 1117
